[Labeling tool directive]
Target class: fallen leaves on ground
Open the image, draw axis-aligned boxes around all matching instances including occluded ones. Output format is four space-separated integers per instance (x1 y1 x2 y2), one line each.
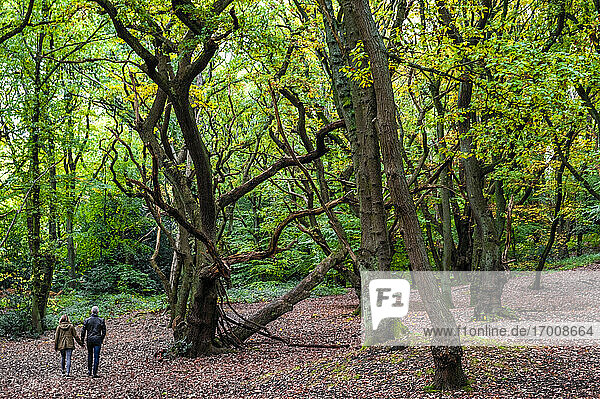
1 293 599 398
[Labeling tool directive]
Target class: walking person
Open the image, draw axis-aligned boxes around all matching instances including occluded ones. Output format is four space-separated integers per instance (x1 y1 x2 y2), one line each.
81 306 106 377
54 314 84 377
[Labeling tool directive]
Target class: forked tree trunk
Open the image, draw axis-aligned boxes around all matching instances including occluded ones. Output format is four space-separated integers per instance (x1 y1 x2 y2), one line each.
93 0 233 356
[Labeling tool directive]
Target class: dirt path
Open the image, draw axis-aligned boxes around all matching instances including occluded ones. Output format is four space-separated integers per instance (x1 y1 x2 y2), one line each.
1 293 599 398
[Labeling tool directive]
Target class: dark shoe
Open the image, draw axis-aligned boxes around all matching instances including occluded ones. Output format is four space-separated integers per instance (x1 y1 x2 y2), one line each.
92 374 99 378
66 373 71 378
88 372 92 377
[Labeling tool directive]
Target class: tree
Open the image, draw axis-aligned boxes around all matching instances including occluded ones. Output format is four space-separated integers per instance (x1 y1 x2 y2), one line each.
91 0 353 355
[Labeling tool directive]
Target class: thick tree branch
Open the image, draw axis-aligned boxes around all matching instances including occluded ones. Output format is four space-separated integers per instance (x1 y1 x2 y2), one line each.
148 214 173 302
217 120 345 208
228 247 347 343
126 147 230 279
92 0 170 88
223 193 351 265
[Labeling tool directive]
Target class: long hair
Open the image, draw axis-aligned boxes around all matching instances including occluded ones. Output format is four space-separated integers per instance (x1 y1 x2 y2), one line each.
60 314 70 323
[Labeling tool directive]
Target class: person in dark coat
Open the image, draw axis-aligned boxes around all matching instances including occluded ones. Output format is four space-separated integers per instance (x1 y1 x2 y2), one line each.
54 314 84 377
81 306 106 377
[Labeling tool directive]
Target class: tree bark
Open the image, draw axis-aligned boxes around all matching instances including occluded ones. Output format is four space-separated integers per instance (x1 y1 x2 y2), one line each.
531 134 574 289
456 78 506 320
28 7 48 333
431 80 454 306
324 0 392 273
184 276 219 356
345 0 467 388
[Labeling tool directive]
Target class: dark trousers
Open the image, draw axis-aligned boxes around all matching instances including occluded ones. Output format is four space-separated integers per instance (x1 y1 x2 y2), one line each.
87 343 101 376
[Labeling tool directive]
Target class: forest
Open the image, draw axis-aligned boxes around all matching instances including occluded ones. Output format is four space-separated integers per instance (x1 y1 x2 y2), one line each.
1 0 600 397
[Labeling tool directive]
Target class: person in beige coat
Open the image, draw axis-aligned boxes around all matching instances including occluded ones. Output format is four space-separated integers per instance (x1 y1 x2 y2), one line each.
54 314 84 377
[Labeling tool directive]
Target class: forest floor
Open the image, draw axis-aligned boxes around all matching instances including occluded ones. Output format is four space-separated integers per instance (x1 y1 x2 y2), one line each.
2 271 600 398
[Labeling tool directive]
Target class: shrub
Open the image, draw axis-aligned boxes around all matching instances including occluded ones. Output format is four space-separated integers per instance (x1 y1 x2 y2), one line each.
0 309 35 339
82 263 158 295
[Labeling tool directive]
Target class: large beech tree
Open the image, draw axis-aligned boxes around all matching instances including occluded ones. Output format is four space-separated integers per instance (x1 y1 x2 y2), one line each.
92 0 351 355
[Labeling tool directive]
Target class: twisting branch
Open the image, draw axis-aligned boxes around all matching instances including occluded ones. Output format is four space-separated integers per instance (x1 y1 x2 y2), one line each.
223 192 352 265
105 136 228 279
227 247 348 343
128 146 230 279
217 119 345 208
389 54 463 82
268 82 357 263
92 0 171 89
407 126 429 187
148 209 172 301
555 138 600 202
409 142 459 193
171 0 238 84
0 0 35 45
92 0 157 68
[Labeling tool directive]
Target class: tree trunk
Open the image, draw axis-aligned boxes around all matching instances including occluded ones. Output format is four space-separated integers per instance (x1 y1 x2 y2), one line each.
28 17 46 333
230 248 347 342
31 254 54 332
431 346 467 390
66 212 76 285
324 0 392 273
456 78 506 319
346 0 467 388
453 202 473 272
184 276 219 356
431 80 453 306
64 93 79 288
532 142 569 290
171 210 193 338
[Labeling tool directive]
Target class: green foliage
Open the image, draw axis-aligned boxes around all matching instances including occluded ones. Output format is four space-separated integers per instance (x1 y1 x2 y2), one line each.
0 293 35 339
0 290 166 339
0 309 35 339
1 0 600 348
546 253 600 271
67 192 167 295
82 263 158 295
511 252 600 271
44 291 167 328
